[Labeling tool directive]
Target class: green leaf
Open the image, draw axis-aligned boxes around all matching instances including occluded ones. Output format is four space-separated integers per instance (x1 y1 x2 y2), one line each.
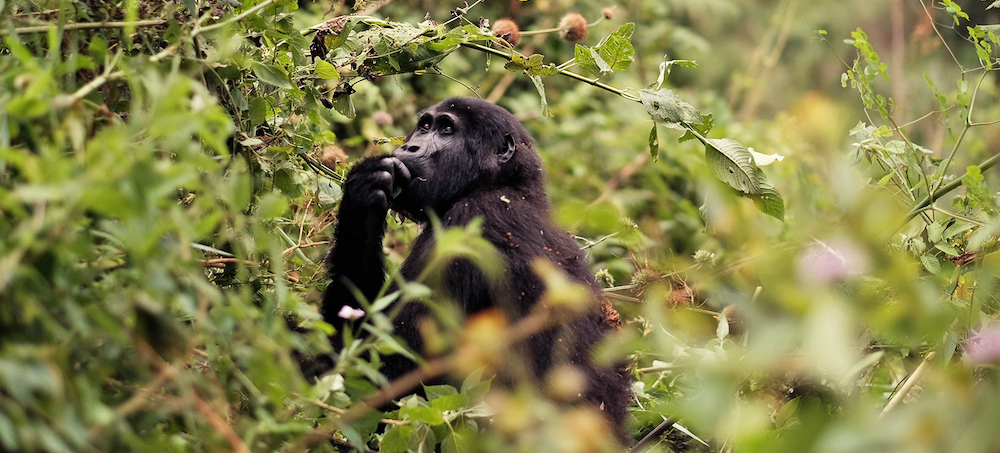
928 222 943 243
704 138 762 194
749 184 785 220
639 88 702 130
594 33 634 73
430 394 470 412
529 75 550 117
574 44 603 76
989 1 1000 9
314 59 339 79
920 254 941 274
648 125 659 161
381 425 415 453
423 384 458 401
401 406 445 425
251 62 293 89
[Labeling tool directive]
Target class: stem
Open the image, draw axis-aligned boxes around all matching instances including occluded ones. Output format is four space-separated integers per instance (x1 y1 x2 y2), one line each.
0 19 168 35
197 0 275 35
519 18 606 36
904 152 1000 222
459 42 639 102
879 351 936 417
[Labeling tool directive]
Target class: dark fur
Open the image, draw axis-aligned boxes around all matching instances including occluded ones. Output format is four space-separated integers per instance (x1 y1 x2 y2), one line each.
322 98 630 437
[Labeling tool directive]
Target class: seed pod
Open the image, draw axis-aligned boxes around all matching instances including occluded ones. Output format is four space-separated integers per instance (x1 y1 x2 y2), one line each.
602 7 615 20
559 12 588 42
492 18 521 46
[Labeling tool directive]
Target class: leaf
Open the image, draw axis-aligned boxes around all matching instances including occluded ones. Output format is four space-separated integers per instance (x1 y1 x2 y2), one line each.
381 425 415 453
314 59 339 79
704 138 762 194
529 75 550 117
927 222 943 243
430 394 470 412
401 406 445 425
920 254 941 274
251 62 293 89
989 1 1000 10
648 125 659 161
575 44 606 76
423 384 458 401
639 88 702 130
594 33 634 73
749 184 785 221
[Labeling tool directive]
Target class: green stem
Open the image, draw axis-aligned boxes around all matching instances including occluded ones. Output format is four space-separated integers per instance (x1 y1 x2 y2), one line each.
459 42 639 102
0 19 169 35
905 152 1000 222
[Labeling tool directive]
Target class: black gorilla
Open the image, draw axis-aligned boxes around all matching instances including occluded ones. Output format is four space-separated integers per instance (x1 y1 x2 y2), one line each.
322 97 630 436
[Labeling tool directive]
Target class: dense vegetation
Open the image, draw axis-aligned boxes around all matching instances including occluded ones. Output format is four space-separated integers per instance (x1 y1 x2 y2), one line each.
2 0 1000 452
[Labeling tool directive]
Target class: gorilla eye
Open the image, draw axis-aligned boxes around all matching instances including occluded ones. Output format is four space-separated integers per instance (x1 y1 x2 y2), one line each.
419 122 431 132
440 125 453 135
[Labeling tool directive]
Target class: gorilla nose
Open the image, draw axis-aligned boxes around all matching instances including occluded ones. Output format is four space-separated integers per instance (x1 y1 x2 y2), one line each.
404 145 420 153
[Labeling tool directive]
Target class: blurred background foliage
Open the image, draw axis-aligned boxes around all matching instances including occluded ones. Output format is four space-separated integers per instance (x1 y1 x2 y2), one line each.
2 0 1000 452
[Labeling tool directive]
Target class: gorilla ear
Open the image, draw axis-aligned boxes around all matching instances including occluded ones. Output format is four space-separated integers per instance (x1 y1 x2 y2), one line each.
497 133 516 164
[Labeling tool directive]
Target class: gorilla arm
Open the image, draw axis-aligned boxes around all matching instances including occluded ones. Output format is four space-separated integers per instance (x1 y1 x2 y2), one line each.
322 156 411 335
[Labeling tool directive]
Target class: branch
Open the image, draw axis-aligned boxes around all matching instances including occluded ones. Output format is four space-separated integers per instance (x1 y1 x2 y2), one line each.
879 351 936 417
459 42 640 102
904 152 1000 222
0 19 168 35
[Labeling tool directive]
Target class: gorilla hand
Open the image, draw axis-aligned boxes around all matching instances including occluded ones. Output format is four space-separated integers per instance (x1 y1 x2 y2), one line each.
339 156 412 219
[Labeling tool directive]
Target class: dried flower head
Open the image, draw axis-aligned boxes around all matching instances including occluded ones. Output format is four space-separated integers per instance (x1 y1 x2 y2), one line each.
492 18 521 46
558 12 588 42
602 7 615 20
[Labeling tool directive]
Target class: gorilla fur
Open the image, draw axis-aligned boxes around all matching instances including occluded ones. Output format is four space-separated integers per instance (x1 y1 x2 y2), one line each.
321 97 630 437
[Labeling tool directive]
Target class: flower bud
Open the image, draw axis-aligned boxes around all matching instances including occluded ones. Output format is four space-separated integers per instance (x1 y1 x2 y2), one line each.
492 18 521 46
559 12 588 42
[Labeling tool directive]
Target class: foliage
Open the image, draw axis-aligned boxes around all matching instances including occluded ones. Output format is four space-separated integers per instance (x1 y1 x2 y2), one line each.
3 0 1000 452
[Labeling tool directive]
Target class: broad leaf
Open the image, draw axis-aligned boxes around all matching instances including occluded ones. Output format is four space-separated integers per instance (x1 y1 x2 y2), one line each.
251 62 293 89
639 88 703 130
705 138 762 194
315 59 339 79
648 125 659 161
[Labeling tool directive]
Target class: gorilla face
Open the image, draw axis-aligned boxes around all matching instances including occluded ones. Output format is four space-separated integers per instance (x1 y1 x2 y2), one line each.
389 98 538 220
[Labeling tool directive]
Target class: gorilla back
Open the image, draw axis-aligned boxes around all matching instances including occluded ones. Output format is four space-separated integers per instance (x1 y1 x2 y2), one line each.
322 97 631 438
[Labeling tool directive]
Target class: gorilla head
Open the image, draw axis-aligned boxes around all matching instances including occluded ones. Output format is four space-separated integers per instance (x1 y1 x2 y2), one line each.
389 97 543 220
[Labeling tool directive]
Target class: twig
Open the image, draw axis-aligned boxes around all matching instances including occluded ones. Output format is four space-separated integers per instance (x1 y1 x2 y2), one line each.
282 241 330 256
193 396 251 453
459 42 640 102
904 152 1000 222
310 399 409 425
879 351 936 417
629 418 675 453
0 19 168 35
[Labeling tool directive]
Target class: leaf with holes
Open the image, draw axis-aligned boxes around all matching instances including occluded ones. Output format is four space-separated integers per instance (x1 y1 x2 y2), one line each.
639 88 702 130
705 138 762 194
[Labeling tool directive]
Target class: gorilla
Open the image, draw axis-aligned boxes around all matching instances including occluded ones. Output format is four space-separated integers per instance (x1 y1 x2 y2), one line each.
322 97 630 438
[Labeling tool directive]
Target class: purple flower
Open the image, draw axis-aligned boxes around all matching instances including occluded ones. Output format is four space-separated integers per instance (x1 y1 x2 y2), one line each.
796 239 870 284
965 325 1000 365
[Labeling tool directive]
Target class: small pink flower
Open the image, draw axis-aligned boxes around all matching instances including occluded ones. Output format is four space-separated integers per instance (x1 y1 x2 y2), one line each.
337 305 366 320
796 239 870 284
965 325 1000 365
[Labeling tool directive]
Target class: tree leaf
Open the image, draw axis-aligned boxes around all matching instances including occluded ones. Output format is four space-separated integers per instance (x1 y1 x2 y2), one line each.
648 125 659 161
705 138 762 194
251 62 293 89
595 33 634 73
749 184 785 220
639 88 702 130
315 59 339 79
